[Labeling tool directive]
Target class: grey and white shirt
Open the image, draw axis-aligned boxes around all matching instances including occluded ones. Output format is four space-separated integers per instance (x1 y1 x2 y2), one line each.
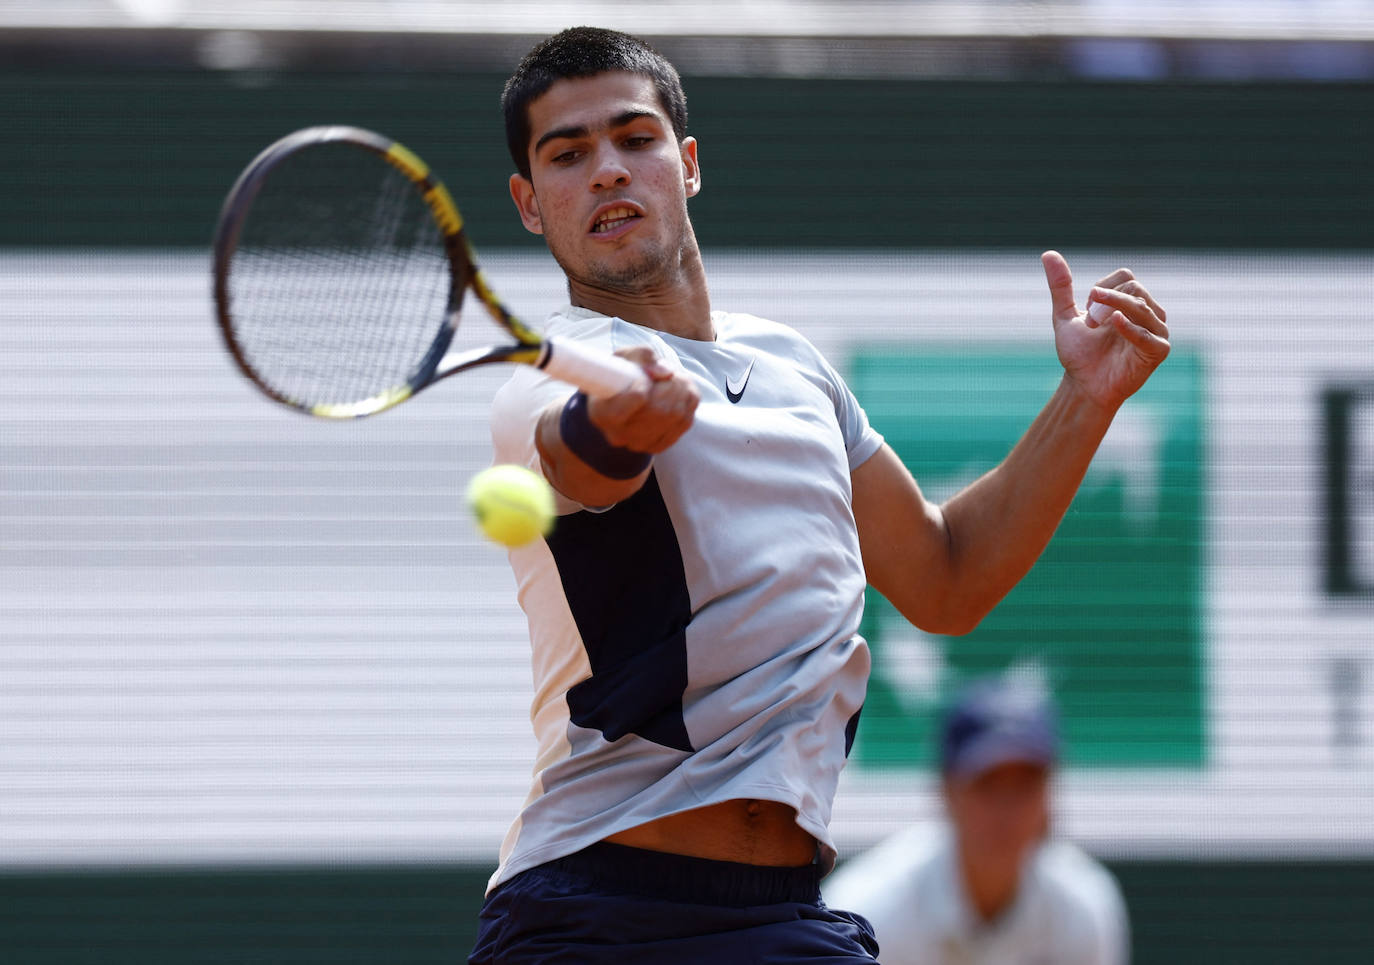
486 307 884 892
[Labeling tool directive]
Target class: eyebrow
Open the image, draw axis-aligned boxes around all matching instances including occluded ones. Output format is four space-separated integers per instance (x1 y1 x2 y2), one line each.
533 110 660 155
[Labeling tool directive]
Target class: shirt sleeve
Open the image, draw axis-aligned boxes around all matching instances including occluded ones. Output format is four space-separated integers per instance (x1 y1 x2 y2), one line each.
817 352 884 472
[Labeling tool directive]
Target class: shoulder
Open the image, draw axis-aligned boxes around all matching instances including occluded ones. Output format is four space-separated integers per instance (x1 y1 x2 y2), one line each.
1032 841 1129 953
716 311 860 412
717 311 826 362
546 308 674 356
1037 840 1125 908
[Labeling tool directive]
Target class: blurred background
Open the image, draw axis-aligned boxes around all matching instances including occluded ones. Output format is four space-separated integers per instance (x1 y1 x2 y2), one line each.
2 0 1372 961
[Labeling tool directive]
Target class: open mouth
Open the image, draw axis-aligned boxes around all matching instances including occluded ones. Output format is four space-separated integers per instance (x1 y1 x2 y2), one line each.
591 205 643 234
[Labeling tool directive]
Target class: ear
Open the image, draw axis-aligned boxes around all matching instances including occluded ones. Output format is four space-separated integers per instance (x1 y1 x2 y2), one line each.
680 136 701 199
509 173 544 235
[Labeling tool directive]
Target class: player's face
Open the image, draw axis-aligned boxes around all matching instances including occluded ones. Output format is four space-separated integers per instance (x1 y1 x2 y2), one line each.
509 71 701 295
945 761 1050 871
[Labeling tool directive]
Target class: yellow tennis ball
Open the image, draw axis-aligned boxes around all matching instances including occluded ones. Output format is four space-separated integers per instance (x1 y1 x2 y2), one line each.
466 464 555 547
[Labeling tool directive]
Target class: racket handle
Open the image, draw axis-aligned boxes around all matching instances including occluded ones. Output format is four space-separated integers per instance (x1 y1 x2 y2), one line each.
539 337 651 399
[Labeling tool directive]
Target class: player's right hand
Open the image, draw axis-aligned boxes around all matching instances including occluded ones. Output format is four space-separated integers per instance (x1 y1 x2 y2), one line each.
586 346 699 454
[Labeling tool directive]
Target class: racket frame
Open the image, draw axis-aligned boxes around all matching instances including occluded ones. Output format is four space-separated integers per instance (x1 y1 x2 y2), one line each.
213 125 639 419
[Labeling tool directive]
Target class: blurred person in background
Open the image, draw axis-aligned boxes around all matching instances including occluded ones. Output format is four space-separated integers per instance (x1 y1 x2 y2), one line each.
824 674 1129 964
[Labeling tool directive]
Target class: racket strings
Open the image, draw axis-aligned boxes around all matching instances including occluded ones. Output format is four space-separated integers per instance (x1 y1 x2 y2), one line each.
227 143 452 408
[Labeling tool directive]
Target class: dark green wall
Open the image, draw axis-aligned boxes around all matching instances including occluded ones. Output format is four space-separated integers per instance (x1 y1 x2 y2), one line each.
4 69 1371 249
0 865 483 964
1 860 1370 963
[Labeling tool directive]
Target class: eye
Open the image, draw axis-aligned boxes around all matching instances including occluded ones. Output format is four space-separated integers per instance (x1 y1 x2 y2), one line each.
623 135 654 149
550 149 580 165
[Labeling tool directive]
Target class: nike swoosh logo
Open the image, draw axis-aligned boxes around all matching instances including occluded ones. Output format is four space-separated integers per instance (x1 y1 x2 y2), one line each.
725 357 755 404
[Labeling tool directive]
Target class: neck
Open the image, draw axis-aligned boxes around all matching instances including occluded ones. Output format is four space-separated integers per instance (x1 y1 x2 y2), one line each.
958 844 1023 923
568 240 714 341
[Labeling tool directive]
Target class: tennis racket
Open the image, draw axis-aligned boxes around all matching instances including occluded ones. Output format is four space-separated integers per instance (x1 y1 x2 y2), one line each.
212 125 647 418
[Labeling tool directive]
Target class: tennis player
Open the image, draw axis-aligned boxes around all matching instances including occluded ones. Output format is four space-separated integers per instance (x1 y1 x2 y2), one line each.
823 675 1130 964
470 26 1169 964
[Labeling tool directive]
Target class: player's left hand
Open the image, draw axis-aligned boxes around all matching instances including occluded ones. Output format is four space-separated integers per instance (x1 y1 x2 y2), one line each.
1042 250 1170 411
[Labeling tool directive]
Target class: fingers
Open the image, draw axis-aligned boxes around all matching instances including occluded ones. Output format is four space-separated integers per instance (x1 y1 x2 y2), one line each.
589 350 699 453
615 345 674 381
1094 267 1135 291
1086 285 1169 341
626 376 700 452
1089 270 1166 323
1040 250 1078 321
1117 278 1167 323
1108 311 1172 363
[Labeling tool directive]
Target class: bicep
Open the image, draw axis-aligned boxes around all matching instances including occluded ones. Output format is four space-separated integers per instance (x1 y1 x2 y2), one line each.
850 443 958 633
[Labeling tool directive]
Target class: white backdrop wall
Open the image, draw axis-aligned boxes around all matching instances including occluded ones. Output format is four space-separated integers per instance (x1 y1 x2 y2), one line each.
1 249 1370 868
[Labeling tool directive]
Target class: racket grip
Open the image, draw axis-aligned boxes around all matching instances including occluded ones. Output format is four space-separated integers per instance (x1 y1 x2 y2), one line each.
539 337 651 399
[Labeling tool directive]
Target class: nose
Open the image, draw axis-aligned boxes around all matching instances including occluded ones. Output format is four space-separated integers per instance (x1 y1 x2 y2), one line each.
589 143 630 191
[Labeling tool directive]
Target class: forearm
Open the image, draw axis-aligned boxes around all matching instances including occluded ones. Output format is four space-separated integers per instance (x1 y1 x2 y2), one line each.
937 374 1117 630
866 251 1169 634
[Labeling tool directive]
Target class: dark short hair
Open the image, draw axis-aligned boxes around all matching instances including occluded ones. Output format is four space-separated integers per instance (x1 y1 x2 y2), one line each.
502 26 688 179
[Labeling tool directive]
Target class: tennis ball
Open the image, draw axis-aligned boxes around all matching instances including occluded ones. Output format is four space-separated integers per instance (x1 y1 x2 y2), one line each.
466 464 555 547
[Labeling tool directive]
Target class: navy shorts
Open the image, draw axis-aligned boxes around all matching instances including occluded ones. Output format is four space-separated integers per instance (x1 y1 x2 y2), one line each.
469 841 880 963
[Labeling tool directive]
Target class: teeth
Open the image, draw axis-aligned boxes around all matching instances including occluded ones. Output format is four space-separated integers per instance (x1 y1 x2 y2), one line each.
594 207 639 232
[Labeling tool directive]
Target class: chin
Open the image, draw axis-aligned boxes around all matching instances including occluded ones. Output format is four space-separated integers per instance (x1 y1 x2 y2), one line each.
590 253 673 292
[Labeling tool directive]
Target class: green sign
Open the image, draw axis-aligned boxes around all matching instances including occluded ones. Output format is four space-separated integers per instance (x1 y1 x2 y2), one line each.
849 348 1205 769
